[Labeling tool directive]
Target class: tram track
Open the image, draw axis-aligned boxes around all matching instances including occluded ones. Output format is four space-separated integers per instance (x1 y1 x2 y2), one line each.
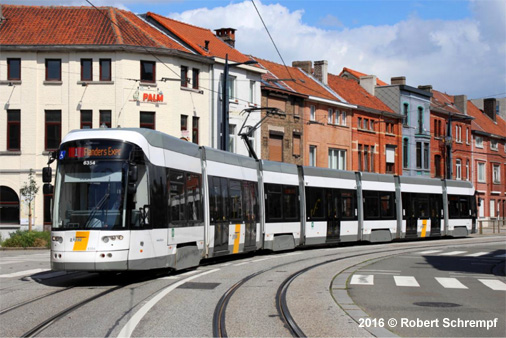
213 237 505 337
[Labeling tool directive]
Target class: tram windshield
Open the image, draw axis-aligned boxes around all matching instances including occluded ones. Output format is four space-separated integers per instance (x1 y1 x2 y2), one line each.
54 161 128 230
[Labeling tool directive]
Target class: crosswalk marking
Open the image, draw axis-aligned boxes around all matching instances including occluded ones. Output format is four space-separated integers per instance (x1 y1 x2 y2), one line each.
479 279 506 291
439 251 467 256
419 250 443 255
465 252 489 257
394 276 420 287
435 277 468 289
350 274 374 285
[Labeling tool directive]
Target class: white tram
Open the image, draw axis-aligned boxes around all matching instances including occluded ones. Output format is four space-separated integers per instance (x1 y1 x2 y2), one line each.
43 128 476 271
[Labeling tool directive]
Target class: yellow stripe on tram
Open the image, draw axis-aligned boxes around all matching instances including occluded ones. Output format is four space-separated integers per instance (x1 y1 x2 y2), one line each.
421 220 427 238
73 231 90 251
233 224 241 254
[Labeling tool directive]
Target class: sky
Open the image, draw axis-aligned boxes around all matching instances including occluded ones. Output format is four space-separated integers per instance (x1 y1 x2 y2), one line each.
6 0 506 99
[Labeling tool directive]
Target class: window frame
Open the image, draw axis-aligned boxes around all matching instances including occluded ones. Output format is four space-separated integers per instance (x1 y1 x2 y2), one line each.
99 59 111 81
7 58 21 81
45 110 61 151
477 162 486 183
492 164 501 184
7 109 21 151
140 111 155 130
309 145 316 166
181 66 188 87
80 110 92 129
310 105 316 121
140 60 156 83
45 59 61 81
99 110 111 128
80 58 93 82
192 68 199 89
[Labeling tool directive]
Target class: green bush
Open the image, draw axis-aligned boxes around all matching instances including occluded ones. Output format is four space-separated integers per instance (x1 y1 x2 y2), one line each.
2 230 51 248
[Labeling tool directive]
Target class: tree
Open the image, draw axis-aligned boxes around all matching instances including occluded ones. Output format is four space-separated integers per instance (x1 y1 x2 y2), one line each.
20 169 39 232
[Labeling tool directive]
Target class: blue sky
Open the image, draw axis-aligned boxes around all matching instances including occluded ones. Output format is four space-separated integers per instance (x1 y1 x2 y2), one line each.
8 0 506 99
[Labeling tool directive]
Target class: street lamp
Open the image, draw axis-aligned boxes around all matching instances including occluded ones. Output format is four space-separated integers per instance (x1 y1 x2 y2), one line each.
220 54 258 151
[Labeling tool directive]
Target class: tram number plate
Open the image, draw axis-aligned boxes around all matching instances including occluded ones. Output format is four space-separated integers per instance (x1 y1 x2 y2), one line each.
83 160 96 166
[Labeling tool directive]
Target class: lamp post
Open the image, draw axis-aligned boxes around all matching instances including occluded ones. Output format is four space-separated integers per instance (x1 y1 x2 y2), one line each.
220 54 258 151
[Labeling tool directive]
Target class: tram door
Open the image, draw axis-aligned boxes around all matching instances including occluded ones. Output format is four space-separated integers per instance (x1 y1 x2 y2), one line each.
210 177 229 254
326 189 340 242
403 193 418 238
430 194 442 236
243 181 257 250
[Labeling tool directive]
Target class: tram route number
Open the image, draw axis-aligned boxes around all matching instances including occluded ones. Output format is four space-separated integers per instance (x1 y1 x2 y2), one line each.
83 160 96 166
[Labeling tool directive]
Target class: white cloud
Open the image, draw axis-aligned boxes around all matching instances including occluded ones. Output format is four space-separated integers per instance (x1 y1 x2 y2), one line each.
169 0 506 99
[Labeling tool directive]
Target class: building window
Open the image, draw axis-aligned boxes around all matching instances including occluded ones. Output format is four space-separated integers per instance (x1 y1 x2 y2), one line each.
416 142 422 169
493 164 501 184
181 66 188 87
417 106 424 134
403 138 409 168
249 80 256 103
370 120 375 131
192 116 199 144
328 148 346 170
456 159 461 180
181 115 188 131
435 155 442 178
358 117 362 129
227 75 236 100
140 111 155 129
81 59 92 81
423 142 429 169
268 133 283 162
455 125 462 142
293 133 301 157
403 103 409 125
385 146 395 174
192 68 199 89
0 186 20 224
141 61 155 83
229 125 236 153
328 108 334 124
45 59 61 81
466 160 469 181
358 144 363 171
7 58 21 81
99 59 111 81
475 136 483 148
7 110 21 151
310 105 316 121
80 110 92 129
364 145 369 172
45 110 61 151
477 162 485 182
466 127 470 144
99 110 111 128
491 139 498 151
309 145 316 166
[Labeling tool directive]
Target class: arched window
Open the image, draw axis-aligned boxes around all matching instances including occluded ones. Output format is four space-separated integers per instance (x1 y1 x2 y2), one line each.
0 186 20 224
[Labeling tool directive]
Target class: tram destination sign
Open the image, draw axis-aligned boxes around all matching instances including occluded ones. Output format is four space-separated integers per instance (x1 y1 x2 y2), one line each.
59 141 132 160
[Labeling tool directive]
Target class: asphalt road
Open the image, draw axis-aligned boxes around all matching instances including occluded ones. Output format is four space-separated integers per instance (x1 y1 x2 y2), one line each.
348 242 506 337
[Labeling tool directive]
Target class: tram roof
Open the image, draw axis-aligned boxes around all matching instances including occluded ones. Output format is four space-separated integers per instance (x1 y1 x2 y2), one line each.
302 166 356 180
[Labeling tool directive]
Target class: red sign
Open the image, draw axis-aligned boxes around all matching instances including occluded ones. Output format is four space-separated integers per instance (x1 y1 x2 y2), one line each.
143 93 164 103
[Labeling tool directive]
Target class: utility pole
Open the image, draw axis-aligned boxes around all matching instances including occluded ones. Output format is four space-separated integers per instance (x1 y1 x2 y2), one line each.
445 114 453 179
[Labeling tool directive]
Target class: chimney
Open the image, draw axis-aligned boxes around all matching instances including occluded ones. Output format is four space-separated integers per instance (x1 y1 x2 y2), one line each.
314 60 328 85
391 76 406 85
484 98 497 121
214 28 236 48
454 95 467 115
360 75 376 96
292 61 312 75
418 85 433 93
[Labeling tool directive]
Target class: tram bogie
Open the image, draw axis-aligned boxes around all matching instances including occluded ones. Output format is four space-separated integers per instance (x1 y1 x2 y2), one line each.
44 128 476 272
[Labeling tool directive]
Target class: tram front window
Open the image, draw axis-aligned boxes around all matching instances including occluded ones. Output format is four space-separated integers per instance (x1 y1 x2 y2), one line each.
54 161 128 230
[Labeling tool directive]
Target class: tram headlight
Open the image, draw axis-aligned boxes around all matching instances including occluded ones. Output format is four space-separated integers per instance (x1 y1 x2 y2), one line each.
51 236 63 243
102 237 109 243
102 235 125 243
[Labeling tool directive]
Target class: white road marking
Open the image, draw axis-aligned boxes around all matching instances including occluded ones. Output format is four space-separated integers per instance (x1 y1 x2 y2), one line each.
435 277 468 289
0 260 23 265
394 276 420 287
350 274 374 285
479 279 506 291
465 252 490 257
0 268 50 278
439 251 467 256
234 261 251 266
218 263 231 267
251 257 273 262
418 250 443 255
118 268 220 338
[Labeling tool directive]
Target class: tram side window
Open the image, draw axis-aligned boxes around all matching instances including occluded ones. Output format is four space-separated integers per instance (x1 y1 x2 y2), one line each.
283 186 299 221
306 187 325 221
364 191 380 219
243 181 259 222
150 166 167 228
169 170 186 226
229 179 243 221
187 173 202 224
209 176 228 222
449 195 471 218
341 190 356 220
380 192 395 219
265 184 282 221
132 164 150 229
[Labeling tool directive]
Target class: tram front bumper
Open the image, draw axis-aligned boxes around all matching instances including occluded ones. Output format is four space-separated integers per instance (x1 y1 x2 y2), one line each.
51 250 129 271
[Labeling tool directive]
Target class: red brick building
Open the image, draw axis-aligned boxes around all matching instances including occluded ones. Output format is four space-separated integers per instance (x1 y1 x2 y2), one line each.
328 73 403 175
467 99 506 221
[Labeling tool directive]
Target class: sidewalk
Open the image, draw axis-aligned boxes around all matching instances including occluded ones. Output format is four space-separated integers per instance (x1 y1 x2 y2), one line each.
470 225 506 237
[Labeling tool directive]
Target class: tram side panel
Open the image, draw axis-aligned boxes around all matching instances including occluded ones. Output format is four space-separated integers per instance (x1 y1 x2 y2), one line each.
445 180 475 237
261 161 301 251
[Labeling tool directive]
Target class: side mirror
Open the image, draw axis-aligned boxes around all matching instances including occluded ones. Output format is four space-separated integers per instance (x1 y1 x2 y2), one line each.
129 165 138 183
42 167 52 183
43 184 54 195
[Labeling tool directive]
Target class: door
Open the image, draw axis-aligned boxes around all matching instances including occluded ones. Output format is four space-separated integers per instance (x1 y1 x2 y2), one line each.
326 189 340 242
430 194 442 236
210 177 229 254
243 181 257 250
403 193 417 237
